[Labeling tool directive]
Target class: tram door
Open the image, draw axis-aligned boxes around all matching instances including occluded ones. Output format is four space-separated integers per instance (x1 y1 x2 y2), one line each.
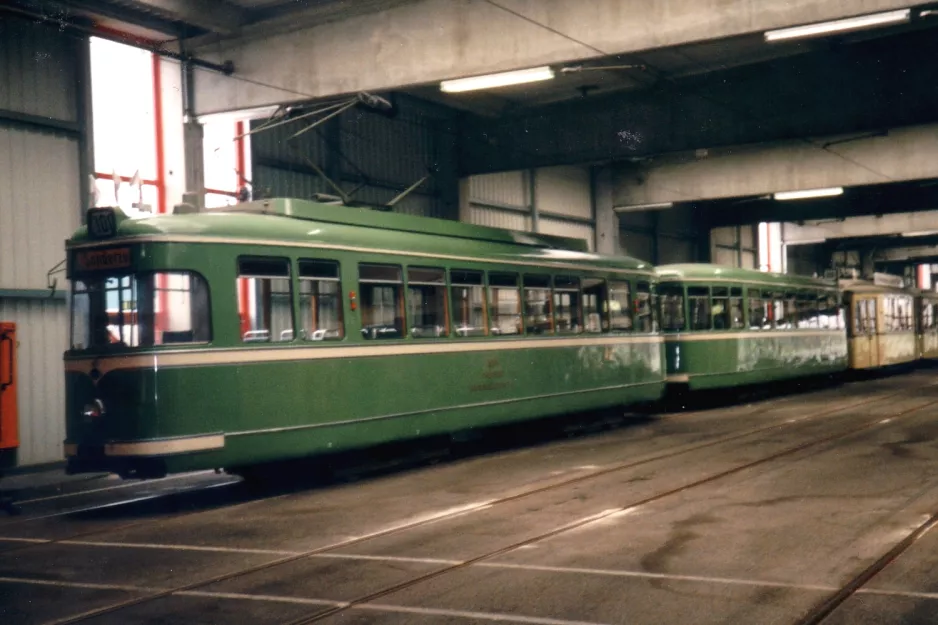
853 298 878 368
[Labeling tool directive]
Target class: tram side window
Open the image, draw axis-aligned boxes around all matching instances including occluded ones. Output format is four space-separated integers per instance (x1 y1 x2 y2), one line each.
884 296 895 332
797 292 819 329
359 264 404 340
553 276 582 334
71 272 211 350
772 293 793 330
688 286 711 331
488 272 522 336
748 289 768 330
854 299 875 335
635 282 656 333
408 267 448 339
901 296 913 330
883 295 911 332
582 278 607 333
523 275 553 335
451 269 487 337
712 287 730 330
819 293 843 330
238 258 293 343
298 260 343 341
729 288 744 329
919 301 932 331
659 284 685 332
608 281 633 332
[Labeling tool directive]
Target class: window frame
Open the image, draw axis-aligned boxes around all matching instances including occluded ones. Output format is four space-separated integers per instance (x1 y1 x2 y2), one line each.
635 281 656 334
359 262 406 340
450 268 488 338
523 274 554 335
237 256 295 344
297 258 344 341
407 266 449 339
553 275 583 335
688 285 711 332
607 280 633 333
658 283 686 333
582 277 608 334
487 271 523 337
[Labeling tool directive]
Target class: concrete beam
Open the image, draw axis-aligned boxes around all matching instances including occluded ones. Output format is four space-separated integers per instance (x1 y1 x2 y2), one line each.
876 246 938 262
783 212 938 245
615 123 938 208
461 26 938 174
129 0 247 35
191 0 917 114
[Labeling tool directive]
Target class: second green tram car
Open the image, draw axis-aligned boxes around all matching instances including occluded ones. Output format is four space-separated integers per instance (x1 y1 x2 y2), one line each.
64 199 665 478
655 264 848 390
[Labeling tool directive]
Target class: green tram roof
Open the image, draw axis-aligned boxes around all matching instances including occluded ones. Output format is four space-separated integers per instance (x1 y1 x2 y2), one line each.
655 263 839 290
69 198 654 274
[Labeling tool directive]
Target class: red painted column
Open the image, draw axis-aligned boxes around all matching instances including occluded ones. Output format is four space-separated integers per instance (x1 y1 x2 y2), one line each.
235 121 250 338
152 53 168 340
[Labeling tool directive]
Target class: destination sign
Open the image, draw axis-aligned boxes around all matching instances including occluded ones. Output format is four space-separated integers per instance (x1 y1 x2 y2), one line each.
75 248 131 272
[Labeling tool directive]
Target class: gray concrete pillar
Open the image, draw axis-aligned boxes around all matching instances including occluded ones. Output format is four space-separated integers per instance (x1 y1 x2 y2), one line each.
591 166 618 256
183 121 205 210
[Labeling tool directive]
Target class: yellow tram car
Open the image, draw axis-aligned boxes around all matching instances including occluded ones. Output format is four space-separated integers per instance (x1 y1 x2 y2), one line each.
842 280 918 369
916 288 938 360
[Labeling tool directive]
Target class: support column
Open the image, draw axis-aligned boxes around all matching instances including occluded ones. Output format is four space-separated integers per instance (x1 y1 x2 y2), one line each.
458 177 472 223
181 58 205 210
159 57 186 211
528 169 538 233
591 166 618 256
74 30 94 217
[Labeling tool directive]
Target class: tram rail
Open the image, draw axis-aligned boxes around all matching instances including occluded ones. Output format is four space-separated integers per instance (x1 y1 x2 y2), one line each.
32 377 938 625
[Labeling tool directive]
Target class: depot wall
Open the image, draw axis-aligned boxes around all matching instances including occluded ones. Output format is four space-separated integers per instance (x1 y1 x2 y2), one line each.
0 16 90 467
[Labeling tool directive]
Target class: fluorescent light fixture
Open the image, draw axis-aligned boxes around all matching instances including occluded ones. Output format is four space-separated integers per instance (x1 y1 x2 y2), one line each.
903 230 938 237
613 202 674 212
440 66 555 93
773 187 843 201
764 9 910 42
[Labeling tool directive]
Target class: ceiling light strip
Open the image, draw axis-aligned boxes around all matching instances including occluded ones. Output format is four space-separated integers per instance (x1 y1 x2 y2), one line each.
440 66 555 93
773 187 844 201
764 9 911 42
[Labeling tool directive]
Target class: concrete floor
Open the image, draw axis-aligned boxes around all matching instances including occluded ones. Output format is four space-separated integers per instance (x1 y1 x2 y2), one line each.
2 371 938 625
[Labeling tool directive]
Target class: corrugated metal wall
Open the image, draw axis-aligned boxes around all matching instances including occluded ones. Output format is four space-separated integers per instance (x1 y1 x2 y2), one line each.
0 127 81 289
618 205 701 265
0 19 78 124
251 95 457 219
0 299 68 465
711 225 758 268
0 16 86 466
464 166 596 251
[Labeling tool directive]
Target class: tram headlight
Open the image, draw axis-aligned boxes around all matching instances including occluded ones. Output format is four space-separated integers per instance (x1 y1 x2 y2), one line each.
82 399 106 420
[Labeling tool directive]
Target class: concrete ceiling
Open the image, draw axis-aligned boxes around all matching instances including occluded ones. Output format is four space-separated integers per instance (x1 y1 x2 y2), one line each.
4 0 408 42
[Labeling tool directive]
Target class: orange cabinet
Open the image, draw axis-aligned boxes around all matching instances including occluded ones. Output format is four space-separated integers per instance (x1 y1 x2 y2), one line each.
0 323 17 451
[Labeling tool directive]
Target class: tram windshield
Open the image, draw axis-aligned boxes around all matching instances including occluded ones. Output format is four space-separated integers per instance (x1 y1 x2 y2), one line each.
70 272 211 351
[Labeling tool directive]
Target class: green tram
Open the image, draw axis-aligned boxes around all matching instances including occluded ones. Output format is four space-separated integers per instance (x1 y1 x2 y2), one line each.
655 264 848 390
64 199 664 478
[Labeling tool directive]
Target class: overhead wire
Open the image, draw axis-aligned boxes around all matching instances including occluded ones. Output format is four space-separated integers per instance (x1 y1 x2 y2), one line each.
480 0 899 188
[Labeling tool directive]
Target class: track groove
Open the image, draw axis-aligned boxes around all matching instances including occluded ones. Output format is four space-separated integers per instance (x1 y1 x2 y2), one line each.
37 380 938 625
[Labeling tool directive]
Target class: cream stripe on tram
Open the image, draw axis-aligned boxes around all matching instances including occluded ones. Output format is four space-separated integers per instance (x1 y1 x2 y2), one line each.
65 334 664 376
